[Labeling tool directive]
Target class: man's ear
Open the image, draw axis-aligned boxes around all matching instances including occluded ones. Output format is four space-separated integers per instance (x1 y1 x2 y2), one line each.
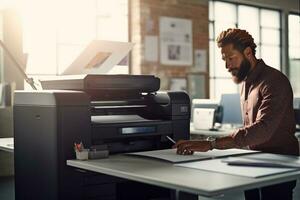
243 47 252 59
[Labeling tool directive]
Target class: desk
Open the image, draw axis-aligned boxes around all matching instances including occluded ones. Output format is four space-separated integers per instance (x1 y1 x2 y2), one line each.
0 137 14 153
67 154 300 200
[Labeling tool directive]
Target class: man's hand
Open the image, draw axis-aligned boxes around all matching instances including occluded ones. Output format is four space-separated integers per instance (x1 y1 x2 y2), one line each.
172 140 212 155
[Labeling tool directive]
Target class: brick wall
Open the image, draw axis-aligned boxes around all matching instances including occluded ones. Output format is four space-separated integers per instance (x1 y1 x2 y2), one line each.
130 0 209 97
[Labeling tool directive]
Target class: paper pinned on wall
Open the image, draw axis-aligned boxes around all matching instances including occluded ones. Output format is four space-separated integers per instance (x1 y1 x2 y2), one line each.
170 78 187 91
159 16 193 66
194 49 207 72
144 35 158 62
62 40 134 75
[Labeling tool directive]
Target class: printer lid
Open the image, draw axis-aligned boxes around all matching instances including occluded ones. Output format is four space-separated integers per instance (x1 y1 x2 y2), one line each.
40 74 160 100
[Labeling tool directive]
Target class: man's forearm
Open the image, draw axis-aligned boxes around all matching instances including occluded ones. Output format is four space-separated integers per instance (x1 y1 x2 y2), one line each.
215 136 238 149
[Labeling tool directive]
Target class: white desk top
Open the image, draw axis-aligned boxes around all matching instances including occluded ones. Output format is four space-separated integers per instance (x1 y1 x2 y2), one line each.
0 137 14 153
67 154 300 197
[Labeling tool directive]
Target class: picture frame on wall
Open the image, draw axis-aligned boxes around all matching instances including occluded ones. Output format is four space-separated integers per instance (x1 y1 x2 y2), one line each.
187 73 207 99
169 78 187 91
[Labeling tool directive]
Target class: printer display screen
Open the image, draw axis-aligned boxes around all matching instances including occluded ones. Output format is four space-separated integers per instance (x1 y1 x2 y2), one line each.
121 126 156 135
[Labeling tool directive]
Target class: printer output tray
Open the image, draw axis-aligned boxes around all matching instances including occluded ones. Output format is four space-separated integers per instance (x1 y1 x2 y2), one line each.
91 115 172 141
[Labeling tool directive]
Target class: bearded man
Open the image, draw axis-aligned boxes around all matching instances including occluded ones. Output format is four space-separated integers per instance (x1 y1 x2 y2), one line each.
174 28 299 200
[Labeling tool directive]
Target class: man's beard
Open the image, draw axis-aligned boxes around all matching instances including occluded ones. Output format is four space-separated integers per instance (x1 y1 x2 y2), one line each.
231 58 251 84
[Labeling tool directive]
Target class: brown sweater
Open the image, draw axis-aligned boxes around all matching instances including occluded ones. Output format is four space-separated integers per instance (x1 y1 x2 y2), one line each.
231 59 299 156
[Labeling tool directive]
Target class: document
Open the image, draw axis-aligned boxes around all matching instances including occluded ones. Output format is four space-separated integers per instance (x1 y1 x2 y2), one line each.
62 40 134 75
126 148 257 163
175 158 297 178
222 153 300 168
222 157 300 168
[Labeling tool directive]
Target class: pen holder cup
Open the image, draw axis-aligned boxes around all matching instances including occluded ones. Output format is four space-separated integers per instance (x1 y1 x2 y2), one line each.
76 149 89 160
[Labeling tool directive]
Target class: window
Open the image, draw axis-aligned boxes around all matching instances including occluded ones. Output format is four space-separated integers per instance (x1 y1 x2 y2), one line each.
209 1 281 99
21 0 128 88
288 14 300 96
0 11 3 82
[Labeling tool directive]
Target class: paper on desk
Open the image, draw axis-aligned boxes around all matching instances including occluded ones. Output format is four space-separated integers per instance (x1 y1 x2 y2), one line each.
222 157 300 168
126 148 257 163
175 158 297 178
223 153 300 168
62 40 134 75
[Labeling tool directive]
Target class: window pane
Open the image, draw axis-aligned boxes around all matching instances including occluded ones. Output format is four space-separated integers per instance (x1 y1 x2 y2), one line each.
261 45 281 69
97 17 128 41
289 59 300 96
261 28 280 45
256 45 261 58
260 9 280 28
22 0 128 76
288 15 300 96
209 0 214 21
214 22 236 39
209 41 215 77
289 31 300 48
289 47 300 59
214 43 231 78
209 23 214 40
238 5 260 43
57 0 96 44
288 14 300 48
214 2 236 23
288 14 300 33
214 78 239 100
57 44 85 74
97 0 128 16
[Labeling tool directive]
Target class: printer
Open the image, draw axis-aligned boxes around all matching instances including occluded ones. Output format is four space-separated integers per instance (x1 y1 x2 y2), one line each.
14 74 190 200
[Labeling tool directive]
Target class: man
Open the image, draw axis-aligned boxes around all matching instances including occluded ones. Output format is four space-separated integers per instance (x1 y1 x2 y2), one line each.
174 28 299 200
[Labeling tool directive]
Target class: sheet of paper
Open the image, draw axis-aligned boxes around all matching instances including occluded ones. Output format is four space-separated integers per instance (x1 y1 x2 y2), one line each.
222 157 300 168
159 16 193 66
194 49 207 72
62 40 134 75
229 153 300 168
193 108 215 130
144 35 158 62
175 158 297 178
126 148 258 163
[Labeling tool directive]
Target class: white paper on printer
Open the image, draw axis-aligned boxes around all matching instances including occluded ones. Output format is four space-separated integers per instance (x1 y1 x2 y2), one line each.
193 108 215 130
62 40 134 75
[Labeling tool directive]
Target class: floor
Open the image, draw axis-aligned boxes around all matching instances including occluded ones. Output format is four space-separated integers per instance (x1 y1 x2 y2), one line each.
0 176 14 200
1 176 300 200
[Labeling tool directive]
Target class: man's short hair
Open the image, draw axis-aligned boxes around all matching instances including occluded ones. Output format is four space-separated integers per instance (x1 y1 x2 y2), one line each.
216 28 257 56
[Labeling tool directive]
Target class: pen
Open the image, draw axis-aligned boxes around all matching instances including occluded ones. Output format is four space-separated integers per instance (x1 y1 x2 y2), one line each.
166 136 176 144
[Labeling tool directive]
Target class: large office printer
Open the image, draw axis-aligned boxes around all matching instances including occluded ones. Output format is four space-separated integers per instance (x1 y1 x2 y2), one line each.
14 74 190 200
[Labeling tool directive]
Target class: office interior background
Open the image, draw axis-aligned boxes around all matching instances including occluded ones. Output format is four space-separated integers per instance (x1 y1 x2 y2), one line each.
0 0 299 199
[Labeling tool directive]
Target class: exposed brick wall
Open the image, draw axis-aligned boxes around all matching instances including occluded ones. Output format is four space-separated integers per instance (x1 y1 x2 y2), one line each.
130 0 209 96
